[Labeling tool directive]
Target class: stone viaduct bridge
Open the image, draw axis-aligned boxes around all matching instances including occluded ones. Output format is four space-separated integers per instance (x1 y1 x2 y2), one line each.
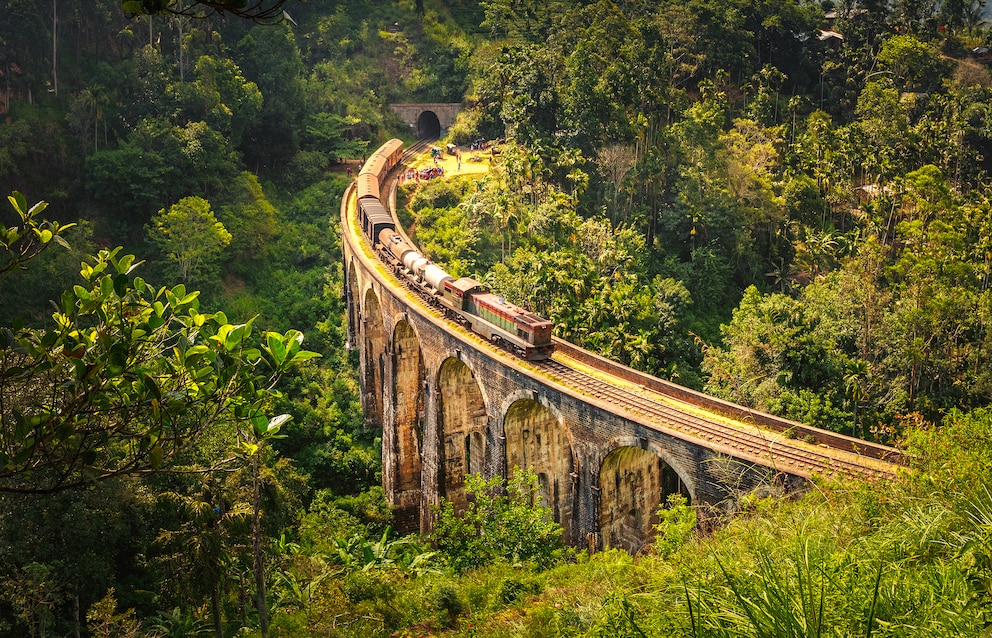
341 177 903 554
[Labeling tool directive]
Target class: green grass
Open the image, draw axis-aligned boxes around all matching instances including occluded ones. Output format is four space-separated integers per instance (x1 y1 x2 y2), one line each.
260 409 992 637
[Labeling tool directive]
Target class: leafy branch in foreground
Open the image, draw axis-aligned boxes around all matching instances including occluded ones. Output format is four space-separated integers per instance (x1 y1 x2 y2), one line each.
0 243 319 494
0 191 75 285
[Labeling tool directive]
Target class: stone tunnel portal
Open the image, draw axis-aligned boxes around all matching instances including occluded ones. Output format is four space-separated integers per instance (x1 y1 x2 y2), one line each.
598 446 690 554
437 357 488 514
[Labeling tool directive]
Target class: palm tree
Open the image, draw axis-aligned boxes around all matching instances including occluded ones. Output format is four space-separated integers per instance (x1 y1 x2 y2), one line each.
844 360 871 438
766 257 799 293
155 481 252 638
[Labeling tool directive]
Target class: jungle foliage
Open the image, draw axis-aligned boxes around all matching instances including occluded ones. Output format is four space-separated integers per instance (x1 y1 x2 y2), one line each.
2 0 992 636
407 0 992 439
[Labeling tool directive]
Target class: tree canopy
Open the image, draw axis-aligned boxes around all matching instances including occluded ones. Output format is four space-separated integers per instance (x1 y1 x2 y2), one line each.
1 194 319 495
121 0 300 21
3 0 992 634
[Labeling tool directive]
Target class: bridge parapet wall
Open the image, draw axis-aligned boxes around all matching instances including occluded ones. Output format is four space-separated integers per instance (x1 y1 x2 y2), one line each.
552 341 903 464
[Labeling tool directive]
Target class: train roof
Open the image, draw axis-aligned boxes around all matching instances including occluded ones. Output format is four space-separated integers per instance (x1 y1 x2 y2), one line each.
473 291 553 328
516 312 554 328
358 198 392 224
360 139 405 178
361 154 389 178
381 230 407 245
449 277 485 295
356 173 380 199
377 138 404 158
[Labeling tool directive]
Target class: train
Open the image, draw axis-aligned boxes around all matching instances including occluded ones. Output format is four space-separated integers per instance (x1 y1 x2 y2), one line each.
355 139 555 361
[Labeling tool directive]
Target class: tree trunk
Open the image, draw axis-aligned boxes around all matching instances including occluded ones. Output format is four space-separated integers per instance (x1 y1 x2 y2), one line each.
51 0 58 97
211 584 224 638
252 455 269 637
178 16 185 82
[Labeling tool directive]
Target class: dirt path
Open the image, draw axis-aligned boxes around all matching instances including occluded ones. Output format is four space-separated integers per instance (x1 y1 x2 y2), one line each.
404 144 492 178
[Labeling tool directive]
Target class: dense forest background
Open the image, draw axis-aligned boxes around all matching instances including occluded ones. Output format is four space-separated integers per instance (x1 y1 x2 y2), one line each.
2 0 992 636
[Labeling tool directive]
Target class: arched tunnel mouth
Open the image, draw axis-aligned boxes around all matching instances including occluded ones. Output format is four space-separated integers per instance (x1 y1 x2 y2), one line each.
417 111 442 139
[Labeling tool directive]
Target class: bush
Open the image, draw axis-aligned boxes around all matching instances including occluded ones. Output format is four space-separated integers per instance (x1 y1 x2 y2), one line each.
430 468 565 573
282 150 330 191
497 575 541 604
445 107 484 145
408 177 472 211
430 583 463 627
653 493 697 558
341 571 394 604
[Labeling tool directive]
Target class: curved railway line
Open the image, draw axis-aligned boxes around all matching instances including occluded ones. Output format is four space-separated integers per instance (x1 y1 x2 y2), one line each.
535 358 898 481
354 140 905 488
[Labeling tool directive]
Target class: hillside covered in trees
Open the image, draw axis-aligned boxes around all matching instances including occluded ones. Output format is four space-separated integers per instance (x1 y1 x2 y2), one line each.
2 0 992 636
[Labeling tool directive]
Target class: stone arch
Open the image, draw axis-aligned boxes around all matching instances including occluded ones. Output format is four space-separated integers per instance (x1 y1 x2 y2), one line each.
502 396 574 540
361 287 387 428
390 318 425 532
437 356 488 513
417 110 442 138
597 443 692 554
347 258 360 350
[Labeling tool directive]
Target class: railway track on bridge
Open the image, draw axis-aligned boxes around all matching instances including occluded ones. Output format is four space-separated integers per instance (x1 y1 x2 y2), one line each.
377 253 902 482
364 143 903 486
534 358 899 482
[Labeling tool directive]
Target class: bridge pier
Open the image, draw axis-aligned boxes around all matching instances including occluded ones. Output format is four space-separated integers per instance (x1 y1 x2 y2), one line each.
419 374 441 535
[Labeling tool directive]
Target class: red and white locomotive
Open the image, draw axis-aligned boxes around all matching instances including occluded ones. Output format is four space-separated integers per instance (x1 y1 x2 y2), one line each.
355 139 554 361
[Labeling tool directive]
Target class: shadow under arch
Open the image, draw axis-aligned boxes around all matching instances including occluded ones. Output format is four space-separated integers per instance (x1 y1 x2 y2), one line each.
597 440 692 554
390 317 425 533
501 394 575 541
346 258 360 350
361 287 386 428
436 356 488 514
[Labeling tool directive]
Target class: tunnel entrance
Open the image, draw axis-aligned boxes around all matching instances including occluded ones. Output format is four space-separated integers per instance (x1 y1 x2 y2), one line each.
503 398 573 540
391 320 425 533
417 110 442 139
598 447 689 554
437 357 487 513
